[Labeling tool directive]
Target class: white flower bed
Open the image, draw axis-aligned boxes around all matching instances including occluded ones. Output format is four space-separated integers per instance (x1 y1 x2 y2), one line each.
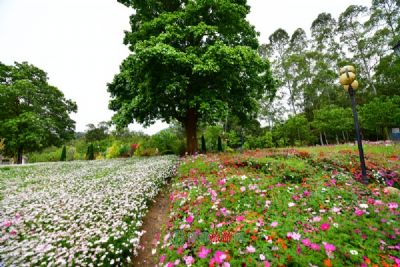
0 156 177 266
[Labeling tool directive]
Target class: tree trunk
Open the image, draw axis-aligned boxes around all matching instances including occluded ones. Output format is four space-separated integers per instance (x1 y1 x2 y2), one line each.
384 127 389 141
320 132 324 146
185 108 198 155
17 145 23 164
324 131 329 145
336 134 339 145
342 131 346 143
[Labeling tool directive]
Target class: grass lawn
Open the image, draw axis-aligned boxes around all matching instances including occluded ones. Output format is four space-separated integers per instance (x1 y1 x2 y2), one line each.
158 144 399 266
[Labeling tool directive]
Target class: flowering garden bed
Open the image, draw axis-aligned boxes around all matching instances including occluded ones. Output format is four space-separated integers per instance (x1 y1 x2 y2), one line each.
158 147 399 266
0 156 177 266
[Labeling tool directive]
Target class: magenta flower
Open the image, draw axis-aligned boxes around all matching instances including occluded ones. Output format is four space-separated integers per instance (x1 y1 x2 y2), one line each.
264 261 271 267
310 243 320 251
321 223 330 231
159 255 166 263
165 262 174 267
387 202 398 209
186 215 194 224
324 243 336 252
198 246 211 259
355 209 364 216
213 250 227 264
301 238 311 247
236 215 245 222
303 190 310 197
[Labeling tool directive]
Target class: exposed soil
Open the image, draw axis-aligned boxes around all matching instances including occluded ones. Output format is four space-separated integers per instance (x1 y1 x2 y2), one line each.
132 183 171 267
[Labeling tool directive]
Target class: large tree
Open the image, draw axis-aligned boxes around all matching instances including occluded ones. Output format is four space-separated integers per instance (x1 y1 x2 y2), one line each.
0 62 77 163
108 0 274 154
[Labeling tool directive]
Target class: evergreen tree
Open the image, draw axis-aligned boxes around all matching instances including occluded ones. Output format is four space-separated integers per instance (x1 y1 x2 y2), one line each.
201 135 206 154
60 146 67 161
86 144 95 160
217 136 223 152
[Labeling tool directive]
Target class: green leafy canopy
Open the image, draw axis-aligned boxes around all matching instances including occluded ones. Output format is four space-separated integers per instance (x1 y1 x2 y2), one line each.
108 0 274 132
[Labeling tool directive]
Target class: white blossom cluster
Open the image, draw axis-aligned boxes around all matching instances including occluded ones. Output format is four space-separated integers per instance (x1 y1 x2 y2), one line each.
0 156 177 266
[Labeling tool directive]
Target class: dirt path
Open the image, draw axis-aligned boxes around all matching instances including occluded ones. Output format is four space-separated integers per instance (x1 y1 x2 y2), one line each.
132 183 171 267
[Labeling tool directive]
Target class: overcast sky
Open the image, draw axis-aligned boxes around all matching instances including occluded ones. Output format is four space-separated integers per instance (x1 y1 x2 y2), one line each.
0 0 370 134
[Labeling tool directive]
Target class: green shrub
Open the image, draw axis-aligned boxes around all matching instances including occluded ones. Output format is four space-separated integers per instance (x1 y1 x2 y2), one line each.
106 142 121 159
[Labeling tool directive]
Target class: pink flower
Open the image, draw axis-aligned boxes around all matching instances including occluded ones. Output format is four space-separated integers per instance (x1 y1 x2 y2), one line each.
198 246 211 259
159 255 166 263
312 216 321 222
246 245 256 253
303 190 310 197
240 186 246 192
387 202 398 209
321 223 330 231
324 243 336 252
355 209 364 216
213 250 227 264
301 238 311 247
264 261 271 267
310 243 320 251
331 207 341 213
367 198 375 204
218 179 226 185
183 255 195 265
2 220 12 228
287 232 301 240
220 208 228 216
165 262 174 267
186 215 194 224
236 215 245 222
270 221 278 228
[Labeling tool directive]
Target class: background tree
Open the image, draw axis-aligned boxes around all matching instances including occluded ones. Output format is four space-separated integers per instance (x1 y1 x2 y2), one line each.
85 121 110 142
0 62 77 163
338 5 380 95
108 0 274 154
360 96 400 140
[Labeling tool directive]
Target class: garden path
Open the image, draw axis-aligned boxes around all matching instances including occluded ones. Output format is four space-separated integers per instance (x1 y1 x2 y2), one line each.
132 183 171 267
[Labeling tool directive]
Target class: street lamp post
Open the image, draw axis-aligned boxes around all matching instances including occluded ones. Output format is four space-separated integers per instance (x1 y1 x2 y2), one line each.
339 66 368 185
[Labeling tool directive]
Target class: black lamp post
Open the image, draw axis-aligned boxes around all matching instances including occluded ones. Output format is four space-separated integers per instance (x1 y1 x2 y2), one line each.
393 41 400 57
339 66 368 185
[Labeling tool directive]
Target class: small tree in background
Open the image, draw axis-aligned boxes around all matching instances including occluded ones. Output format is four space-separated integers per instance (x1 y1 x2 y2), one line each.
201 135 206 154
86 144 95 160
60 146 67 161
218 136 223 152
